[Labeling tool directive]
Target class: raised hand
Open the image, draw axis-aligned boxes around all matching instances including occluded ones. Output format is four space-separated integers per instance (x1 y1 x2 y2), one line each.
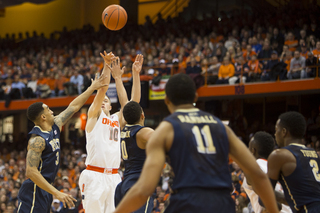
55 191 77 208
110 57 125 80
132 54 144 74
100 51 115 65
90 72 109 90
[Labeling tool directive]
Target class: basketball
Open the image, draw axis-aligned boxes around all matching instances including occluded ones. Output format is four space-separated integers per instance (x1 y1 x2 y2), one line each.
102 4 127 31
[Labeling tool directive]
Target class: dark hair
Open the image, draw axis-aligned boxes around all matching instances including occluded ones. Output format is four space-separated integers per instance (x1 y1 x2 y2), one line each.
253 131 275 159
165 73 196 105
123 101 142 125
27 102 44 122
278 111 306 139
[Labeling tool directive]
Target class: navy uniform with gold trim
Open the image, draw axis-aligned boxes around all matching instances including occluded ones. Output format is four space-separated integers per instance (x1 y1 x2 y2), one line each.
17 124 61 213
114 124 153 213
164 108 234 213
279 144 320 213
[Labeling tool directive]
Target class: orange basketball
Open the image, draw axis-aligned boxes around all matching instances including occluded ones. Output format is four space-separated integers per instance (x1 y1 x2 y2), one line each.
102 4 127 31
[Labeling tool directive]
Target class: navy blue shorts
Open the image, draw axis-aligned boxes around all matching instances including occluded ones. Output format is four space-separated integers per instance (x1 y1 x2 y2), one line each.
299 202 320 213
115 175 154 213
17 179 52 213
165 188 235 213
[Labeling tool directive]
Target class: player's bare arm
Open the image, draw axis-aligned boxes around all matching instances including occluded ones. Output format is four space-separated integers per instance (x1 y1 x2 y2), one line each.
87 51 113 120
54 70 109 130
131 54 143 103
26 136 76 208
114 121 173 213
136 127 154 149
110 57 129 128
226 125 279 213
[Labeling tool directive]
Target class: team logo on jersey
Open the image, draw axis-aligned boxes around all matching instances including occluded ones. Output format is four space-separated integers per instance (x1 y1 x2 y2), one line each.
102 118 119 127
54 130 57 135
49 138 60 151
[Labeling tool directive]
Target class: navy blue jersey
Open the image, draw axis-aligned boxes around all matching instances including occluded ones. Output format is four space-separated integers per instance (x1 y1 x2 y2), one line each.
18 124 61 213
121 125 146 178
164 108 232 192
279 144 320 212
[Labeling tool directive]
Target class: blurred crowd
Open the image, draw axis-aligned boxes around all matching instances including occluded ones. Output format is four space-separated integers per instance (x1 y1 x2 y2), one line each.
1 2 320 107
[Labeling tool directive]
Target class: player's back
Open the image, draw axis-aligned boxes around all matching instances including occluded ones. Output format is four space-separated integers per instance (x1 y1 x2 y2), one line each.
121 124 146 178
163 108 234 213
164 108 232 191
280 144 320 212
85 111 121 168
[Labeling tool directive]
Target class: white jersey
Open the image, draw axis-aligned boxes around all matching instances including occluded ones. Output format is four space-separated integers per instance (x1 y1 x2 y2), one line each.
242 159 292 213
85 111 121 168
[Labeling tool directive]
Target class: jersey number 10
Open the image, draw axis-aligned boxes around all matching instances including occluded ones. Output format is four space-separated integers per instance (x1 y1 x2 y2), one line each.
192 125 216 154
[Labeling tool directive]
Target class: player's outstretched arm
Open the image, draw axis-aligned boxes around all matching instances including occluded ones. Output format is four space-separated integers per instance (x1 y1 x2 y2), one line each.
130 54 144 103
114 121 172 213
25 136 76 208
110 57 128 128
226 125 279 213
54 70 109 130
87 51 113 120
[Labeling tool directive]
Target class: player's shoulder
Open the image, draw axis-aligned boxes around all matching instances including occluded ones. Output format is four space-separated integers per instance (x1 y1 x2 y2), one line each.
28 135 46 151
268 148 293 164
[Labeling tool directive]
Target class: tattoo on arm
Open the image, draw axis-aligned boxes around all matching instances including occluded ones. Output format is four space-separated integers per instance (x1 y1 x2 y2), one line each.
54 107 76 128
27 137 45 168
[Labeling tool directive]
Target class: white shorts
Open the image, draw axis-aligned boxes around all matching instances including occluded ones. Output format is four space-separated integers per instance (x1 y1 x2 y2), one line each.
79 169 121 213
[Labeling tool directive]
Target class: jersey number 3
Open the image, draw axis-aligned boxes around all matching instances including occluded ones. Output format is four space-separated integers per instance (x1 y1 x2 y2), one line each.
192 125 216 154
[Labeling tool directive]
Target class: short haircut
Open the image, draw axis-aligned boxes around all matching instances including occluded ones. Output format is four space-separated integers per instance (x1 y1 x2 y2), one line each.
27 102 44 122
123 101 142 125
253 131 275 159
278 111 306 139
165 73 196 105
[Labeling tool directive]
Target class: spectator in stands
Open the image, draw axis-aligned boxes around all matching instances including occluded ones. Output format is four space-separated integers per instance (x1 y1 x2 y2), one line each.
54 70 68 96
243 44 256 61
47 72 56 97
217 56 235 84
306 52 319 78
229 56 248 84
261 51 287 81
270 28 284 50
287 50 307 79
299 29 307 42
312 41 320 60
186 57 201 74
26 73 38 98
284 32 298 52
300 43 309 58
158 59 170 76
69 69 84 95
206 56 221 84
186 57 203 88
224 33 240 50
4 75 25 107
247 54 262 81
37 72 51 98
258 39 272 60
251 37 262 54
